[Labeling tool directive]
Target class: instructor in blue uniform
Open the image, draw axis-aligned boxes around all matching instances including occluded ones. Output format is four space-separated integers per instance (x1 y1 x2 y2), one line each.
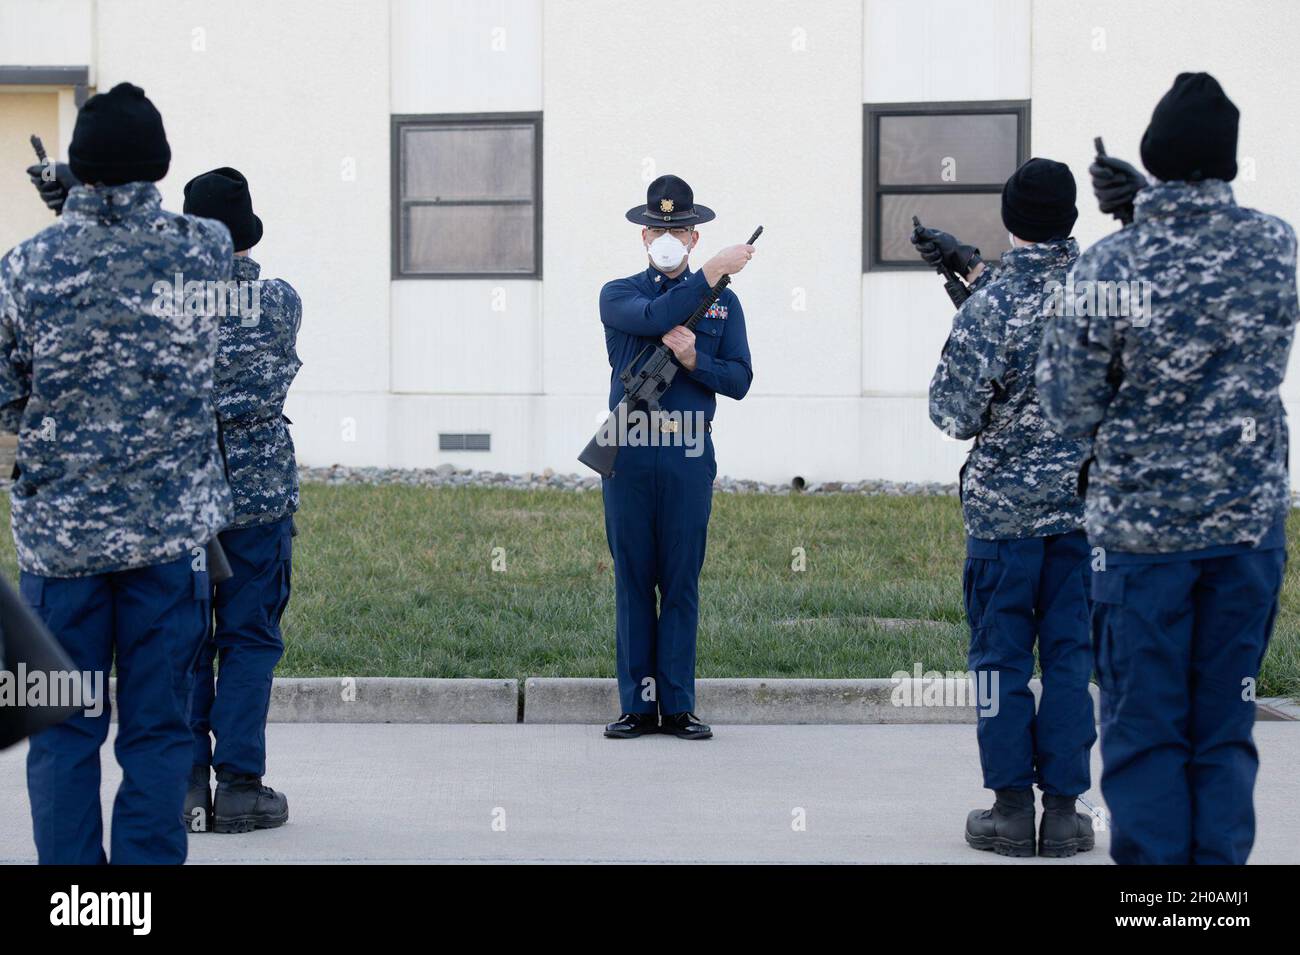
599 175 754 740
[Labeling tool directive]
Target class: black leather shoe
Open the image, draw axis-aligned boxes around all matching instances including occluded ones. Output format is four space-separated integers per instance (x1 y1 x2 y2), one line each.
604 712 659 738
213 773 289 833
1039 793 1096 858
660 712 713 740
965 788 1036 857
182 764 212 832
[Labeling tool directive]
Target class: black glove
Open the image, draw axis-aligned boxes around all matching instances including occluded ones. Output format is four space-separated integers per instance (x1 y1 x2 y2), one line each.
1090 155 1146 225
26 161 79 216
911 226 982 278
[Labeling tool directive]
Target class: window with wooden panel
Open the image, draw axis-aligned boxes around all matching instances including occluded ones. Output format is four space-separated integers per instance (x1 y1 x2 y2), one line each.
864 102 1029 270
393 113 542 278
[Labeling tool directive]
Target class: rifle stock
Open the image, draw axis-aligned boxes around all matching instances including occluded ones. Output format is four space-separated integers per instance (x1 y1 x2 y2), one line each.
578 407 622 478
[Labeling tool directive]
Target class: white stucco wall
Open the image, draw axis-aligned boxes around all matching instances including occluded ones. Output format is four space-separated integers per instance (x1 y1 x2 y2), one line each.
0 0 95 70
91 0 394 467
541 0 866 481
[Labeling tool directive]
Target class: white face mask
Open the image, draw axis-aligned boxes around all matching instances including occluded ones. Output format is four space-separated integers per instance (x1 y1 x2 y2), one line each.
647 232 690 271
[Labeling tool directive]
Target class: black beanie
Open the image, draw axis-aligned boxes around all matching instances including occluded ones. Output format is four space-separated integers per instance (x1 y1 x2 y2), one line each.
1140 72 1238 182
1001 157 1078 242
183 167 264 252
68 82 171 186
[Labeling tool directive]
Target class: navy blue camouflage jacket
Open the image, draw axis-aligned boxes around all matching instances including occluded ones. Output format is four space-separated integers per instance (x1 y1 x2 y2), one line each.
930 238 1090 540
1036 180 1298 553
0 183 233 576
216 255 302 528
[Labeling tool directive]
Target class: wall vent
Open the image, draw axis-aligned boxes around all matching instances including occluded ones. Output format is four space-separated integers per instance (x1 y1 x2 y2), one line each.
439 433 491 452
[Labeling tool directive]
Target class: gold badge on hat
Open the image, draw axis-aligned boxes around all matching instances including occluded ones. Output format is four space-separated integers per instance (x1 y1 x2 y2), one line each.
659 198 675 213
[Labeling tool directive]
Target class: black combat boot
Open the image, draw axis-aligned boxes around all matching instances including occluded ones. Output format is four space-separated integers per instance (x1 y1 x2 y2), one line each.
604 712 659 739
182 764 212 832
1038 792 1096 858
213 772 289 833
659 712 712 740
965 788 1036 857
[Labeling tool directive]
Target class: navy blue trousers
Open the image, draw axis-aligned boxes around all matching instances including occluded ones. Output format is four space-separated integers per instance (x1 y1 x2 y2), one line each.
1092 548 1284 864
22 554 210 865
963 531 1095 796
602 434 715 715
190 517 292 778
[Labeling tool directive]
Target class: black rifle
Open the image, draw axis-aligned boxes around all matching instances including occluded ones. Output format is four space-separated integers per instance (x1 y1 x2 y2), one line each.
912 215 971 308
909 215 972 306
207 535 233 583
0 573 84 749
578 226 763 477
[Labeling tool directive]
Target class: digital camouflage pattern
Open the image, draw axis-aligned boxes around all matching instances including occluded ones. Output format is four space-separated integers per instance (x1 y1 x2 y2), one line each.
0 182 233 577
216 255 301 528
930 238 1090 540
1037 180 1298 553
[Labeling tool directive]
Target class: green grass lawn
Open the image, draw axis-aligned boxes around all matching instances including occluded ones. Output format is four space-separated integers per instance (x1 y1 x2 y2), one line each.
1 485 1297 697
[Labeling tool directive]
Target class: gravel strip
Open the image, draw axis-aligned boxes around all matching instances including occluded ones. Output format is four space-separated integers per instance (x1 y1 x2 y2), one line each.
298 464 960 497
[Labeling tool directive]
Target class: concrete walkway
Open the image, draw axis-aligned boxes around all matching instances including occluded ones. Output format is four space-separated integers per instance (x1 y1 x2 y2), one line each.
2 723 1297 864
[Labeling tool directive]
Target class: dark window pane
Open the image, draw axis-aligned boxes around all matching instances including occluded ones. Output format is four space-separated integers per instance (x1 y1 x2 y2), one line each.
878 113 1018 186
402 203 534 274
401 124 534 201
879 193 1009 265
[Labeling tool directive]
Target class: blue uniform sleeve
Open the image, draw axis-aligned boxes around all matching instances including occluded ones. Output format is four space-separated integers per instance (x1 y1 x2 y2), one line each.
688 292 752 400
928 287 1005 440
0 256 31 434
600 269 713 338
1036 251 1123 438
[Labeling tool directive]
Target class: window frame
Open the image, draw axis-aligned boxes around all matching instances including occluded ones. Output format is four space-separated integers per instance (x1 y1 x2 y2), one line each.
0 66 90 105
391 111 543 280
863 100 1030 272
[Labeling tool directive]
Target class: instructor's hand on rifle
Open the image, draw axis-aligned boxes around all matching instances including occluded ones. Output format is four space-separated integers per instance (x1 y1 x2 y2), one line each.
1090 154 1146 225
910 226 983 280
702 243 755 288
662 325 697 372
25 161 79 216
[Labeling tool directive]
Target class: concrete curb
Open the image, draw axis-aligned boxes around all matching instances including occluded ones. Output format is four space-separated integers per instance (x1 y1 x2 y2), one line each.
89 678 1292 725
100 677 519 724
1257 697 1300 721
267 677 519 723
522 677 1104 725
